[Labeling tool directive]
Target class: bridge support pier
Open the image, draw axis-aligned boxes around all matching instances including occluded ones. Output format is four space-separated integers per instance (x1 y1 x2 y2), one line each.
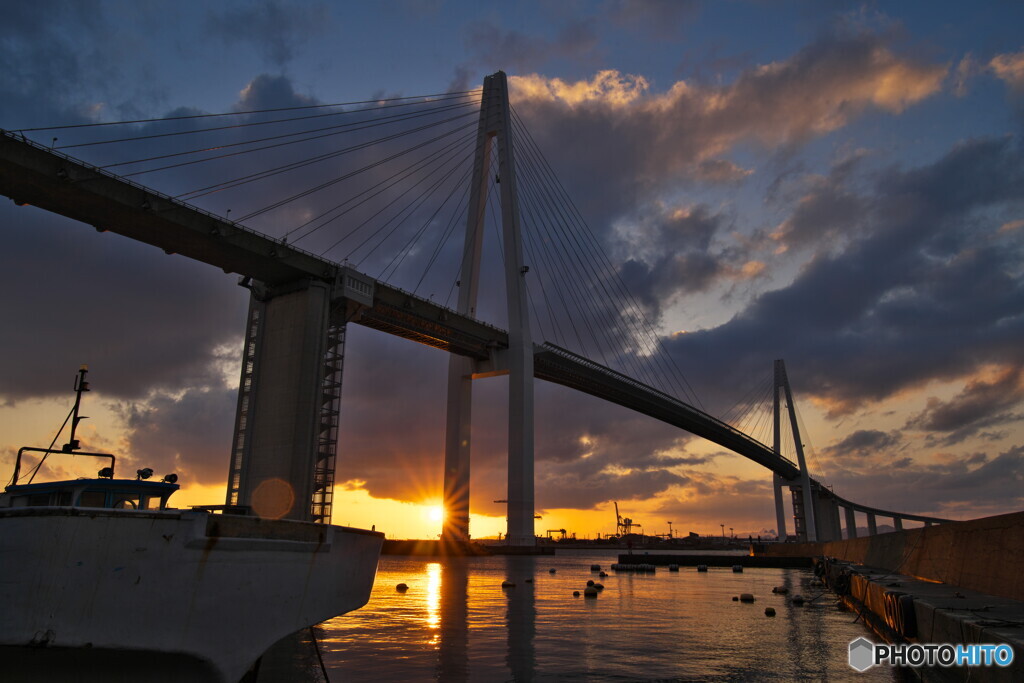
812 489 843 542
867 513 878 535
772 475 788 540
227 281 333 521
844 506 858 539
894 516 904 531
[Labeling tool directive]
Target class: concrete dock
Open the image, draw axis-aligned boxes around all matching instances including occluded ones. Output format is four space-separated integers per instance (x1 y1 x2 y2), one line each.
759 511 1024 681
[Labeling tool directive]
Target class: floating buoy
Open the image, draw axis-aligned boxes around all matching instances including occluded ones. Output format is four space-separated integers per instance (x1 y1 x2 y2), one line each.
765 607 776 617
697 565 708 572
501 580 515 588
573 591 580 597
396 583 409 592
732 596 739 601
595 583 605 591
591 565 601 571
549 568 556 574
587 579 595 586
732 565 743 573
599 571 608 578
668 564 680 572
772 586 788 594
584 586 598 597
791 595 805 606
739 593 755 603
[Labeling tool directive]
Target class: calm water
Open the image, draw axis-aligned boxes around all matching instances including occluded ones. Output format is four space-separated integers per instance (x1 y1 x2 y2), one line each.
276 551 899 682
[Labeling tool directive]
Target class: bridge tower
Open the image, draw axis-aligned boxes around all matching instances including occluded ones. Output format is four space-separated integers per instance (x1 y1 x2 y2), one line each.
443 71 536 546
773 359 818 542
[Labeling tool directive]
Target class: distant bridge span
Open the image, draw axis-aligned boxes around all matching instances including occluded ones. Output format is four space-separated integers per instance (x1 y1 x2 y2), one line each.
0 129 950 538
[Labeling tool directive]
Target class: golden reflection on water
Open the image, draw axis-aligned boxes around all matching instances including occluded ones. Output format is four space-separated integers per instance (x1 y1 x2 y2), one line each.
315 554 898 682
424 562 441 642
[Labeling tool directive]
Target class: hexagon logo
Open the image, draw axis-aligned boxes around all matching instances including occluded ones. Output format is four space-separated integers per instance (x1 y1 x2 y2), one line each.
848 637 875 672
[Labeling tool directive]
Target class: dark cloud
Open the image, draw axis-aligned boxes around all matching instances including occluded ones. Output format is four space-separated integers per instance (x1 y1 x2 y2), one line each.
907 366 1024 445
806 446 1024 519
612 204 735 318
770 157 870 252
117 385 238 486
233 74 318 111
0 2 114 125
0 207 246 403
205 1 330 68
665 136 1024 415
823 429 902 458
536 464 689 512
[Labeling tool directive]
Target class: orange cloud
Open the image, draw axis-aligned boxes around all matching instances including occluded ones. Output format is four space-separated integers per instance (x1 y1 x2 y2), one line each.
990 51 1024 91
999 218 1024 233
510 70 649 107
510 37 946 174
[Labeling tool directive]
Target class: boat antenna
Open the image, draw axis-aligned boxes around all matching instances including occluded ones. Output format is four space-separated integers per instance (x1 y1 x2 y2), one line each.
23 365 89 485
64 364 91 453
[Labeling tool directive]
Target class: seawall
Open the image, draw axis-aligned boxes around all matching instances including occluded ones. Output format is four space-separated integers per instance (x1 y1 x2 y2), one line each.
760 510 1024 601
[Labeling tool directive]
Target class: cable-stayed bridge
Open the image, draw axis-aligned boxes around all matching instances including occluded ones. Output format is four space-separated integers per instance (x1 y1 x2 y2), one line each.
0 72 949 545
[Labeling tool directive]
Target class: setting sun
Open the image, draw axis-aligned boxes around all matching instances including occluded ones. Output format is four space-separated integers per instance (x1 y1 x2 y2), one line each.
427 505 443 522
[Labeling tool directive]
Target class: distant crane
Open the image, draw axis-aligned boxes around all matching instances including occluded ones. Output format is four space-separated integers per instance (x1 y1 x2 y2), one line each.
614 502 641 536
545 528 568 540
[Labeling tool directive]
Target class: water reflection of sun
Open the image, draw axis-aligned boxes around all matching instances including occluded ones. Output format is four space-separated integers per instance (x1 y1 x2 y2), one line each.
426 562 441 644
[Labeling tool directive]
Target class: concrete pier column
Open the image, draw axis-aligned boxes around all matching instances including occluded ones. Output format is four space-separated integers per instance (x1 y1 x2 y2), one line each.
867 513 877 536
494 71 536 547
441 76 493 545
771 371 787 541
236 281 331 521
845 506 858 539
894 516 904 531
773 475 788 540
813 493 843 542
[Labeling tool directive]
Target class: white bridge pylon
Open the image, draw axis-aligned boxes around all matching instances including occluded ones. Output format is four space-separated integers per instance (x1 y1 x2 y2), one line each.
443 71 536 546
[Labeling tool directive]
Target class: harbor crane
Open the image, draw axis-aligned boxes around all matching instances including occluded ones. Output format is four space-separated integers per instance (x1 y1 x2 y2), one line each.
614 502 641 536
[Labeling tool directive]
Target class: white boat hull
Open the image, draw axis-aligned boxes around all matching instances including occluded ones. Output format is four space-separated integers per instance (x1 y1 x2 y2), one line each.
0 507 382 682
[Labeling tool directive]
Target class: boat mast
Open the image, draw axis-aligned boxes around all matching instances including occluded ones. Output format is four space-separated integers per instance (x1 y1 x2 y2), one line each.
64 364 90 453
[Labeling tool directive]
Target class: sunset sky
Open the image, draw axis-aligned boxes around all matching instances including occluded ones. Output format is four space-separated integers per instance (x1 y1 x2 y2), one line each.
1 1 1022 540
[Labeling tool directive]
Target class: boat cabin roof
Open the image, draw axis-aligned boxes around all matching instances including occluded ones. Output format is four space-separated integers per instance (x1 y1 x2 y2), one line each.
2 478 179 511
